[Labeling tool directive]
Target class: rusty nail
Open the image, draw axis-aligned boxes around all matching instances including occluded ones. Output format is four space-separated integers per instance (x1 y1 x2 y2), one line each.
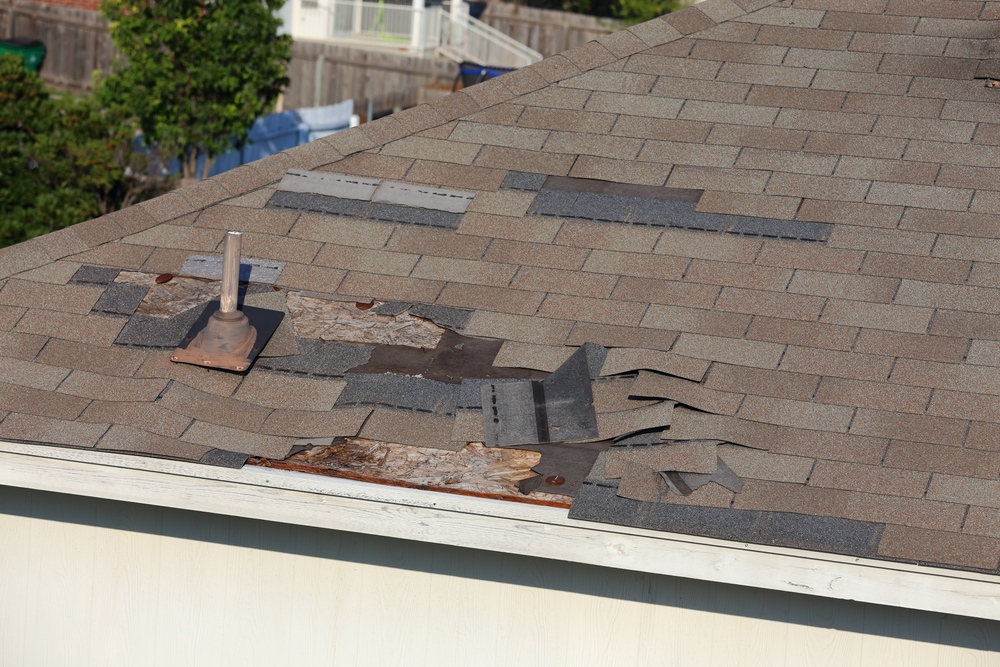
155 273 173 284
988 80 999 88
273 285 281 291
545 475 566 486
355 300 375 311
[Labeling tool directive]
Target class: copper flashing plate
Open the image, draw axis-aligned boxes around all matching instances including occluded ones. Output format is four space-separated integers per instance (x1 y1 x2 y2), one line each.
171 300 285 373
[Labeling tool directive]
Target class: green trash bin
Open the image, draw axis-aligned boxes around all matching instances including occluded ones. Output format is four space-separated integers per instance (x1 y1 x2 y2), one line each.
0 38 46 73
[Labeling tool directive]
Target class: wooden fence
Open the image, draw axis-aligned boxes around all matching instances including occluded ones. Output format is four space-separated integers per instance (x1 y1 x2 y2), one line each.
480 2 620 58
0 0 113 92
283 40 457 114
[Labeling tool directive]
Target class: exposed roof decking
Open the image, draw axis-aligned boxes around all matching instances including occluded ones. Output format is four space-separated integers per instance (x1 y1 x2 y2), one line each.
2 0 1000 576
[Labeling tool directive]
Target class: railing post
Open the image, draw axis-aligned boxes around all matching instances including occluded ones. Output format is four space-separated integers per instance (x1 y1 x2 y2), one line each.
410 0 425 54
352 0 362 35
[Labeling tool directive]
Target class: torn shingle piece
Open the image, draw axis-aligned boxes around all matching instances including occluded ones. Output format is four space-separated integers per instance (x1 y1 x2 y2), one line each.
199 448 251 468
255 338 372 377
611 429 665 447
96 424 212 460
372 181 476 214
92 283 149 316
359 407 461 450
493 341 575 372
276 169 380 200
617 461 669 502
629 370 744 415
180 255 285 285
409 304 474 331
366 202 462 229
542 346 599 443
516 440 609 497
605 440 717 478
259 406 373 438
336 372 459 415
268 190 369 217
181 420 296 459
592 377 658 414
371 301 412 316
501 171 548 191
600 347 710 381
70 265 120 285
595 400 675 440
674 455 744 494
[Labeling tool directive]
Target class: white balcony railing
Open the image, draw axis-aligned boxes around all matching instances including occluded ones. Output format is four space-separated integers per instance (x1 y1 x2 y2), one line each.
292 0 543 69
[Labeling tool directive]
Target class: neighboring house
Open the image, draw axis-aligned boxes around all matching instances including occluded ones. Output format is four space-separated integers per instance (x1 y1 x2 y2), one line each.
2 0 1000 664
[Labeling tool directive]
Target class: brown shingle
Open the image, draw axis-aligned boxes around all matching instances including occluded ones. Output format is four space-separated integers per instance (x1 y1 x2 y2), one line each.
963 507 1000 539
58 371 168 402
884 440 999 479
779 346 892 382
338 272 443 303
715 286 825 321
809 460 930 497
557 220 661 254
756 241 864 273
35 338 147 378
797 200 904 228
181 420 293 458
612 276 719 309
405 160 506 191
463 311 572 344
459 212 563 245
656 229 761 263
97 425 210 459
651 75 751 102
853 329 968 364
387 227 490 260
14 310 126 347
511 266 619 298
411 256 518 287
0 382 89 420
79 401 192 438
671 332 785 368
158 382 272 432
0 331 46 360
436 283 544 316
259 407 372 438
732 479 965 531
568 156 673 187
717 444 814 483
737 394 854 432
641 303 751 337
539 293 648 327
0 413 108 447
860 252 971 285
134 353 242 397
314 244 419 277
878 525 1000 570
566 321 680 352
820 11 919 34
323 151 413 179
788 270 898 303
850 409 968 446
485 238 588 271
926 390 1000 423
814 377 932 414
630 371 743 415
666 166 770 194
706 363 819 400
803 131 906 160
765 173 871 202
0 280 103 315
685 259 791 291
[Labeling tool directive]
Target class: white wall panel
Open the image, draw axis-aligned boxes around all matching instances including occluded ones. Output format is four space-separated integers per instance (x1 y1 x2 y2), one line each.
0 485 998 667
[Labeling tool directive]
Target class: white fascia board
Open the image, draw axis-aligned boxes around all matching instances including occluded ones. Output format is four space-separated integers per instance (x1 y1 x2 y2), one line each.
0 439 998 621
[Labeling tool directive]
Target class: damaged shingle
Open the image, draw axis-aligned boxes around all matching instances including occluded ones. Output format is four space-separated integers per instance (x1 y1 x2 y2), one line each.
336 372 459 415
115 302 210 348
255 338 372 377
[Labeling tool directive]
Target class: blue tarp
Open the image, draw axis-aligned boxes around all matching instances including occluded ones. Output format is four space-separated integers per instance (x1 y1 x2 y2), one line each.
160 100 356 178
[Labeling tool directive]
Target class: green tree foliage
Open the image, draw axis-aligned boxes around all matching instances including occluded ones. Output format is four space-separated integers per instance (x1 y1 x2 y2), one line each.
100 0 293 180
0 54 172 248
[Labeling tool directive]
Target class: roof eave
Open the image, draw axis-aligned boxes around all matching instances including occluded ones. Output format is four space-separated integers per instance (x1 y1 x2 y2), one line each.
1 439 998 621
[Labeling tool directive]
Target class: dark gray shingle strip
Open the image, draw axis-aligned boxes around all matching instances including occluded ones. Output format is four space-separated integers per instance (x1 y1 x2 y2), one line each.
70 265 121 285
527 189 833 242
92 283 149 317
255 338 372 377
336 372 459 415
569 482 884 558
267 191 462 229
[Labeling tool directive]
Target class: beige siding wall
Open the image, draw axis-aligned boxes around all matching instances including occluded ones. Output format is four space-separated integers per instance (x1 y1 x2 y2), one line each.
0 484 998 666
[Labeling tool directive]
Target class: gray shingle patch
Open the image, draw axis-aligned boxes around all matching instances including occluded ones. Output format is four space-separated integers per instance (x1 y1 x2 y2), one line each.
409 304 474 331
92 283 149 317
199 448 251 468
756 512 883 558
527 187 833 242
571 461 884 558
180 255 285 284
269 190 368 217
581 342 608 379
268 191 462 230
336 372 459 415
277 169 380 200
70 265 120 285
458 377 523 409
372 181 475 214
482 346 598 447
543 176 702 203
501 171 548 191
366 202 461 229
115 303 210 349
256 338 372 377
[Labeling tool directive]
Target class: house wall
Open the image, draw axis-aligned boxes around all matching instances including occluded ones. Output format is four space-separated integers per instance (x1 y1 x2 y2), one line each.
0 484 998 667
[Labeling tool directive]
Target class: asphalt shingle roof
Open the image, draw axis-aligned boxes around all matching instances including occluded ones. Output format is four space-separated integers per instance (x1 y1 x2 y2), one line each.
2 0 1000 574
